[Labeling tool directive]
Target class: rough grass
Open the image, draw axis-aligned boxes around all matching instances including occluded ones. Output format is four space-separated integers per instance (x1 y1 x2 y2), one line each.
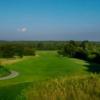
21 74 100 100
0 56 32 65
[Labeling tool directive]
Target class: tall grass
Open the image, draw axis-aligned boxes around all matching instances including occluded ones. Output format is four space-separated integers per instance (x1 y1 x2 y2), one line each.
20 74 100 100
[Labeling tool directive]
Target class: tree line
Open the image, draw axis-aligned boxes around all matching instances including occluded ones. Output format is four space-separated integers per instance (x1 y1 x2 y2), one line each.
0 41 66 50
58 40 100 64
0 44 35 58
0 41 66 58
0 40 100 64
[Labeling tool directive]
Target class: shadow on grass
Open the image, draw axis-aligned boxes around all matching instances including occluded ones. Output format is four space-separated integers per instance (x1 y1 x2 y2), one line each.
0 82 31 100
85 62 100 74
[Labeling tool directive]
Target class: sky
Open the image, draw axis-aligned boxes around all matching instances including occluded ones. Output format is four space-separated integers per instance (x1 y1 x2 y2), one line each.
0 0 100 41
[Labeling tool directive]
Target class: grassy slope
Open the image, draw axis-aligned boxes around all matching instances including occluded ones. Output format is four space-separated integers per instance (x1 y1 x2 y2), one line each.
0 51 96 100
0 51 89 86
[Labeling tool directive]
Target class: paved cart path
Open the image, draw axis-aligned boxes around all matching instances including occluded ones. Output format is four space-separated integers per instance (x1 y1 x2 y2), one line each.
0 71 19 80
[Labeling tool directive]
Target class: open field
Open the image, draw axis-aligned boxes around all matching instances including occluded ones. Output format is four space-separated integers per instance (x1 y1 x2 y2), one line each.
0 51 100 100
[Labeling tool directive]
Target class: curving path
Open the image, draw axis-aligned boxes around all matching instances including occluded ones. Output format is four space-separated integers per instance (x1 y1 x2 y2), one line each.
0 71 19 80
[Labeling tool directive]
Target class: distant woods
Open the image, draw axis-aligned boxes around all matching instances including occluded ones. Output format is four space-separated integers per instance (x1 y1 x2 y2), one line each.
58 40 100 64
0 40 100 64
0 41 64 58
0 43 35 58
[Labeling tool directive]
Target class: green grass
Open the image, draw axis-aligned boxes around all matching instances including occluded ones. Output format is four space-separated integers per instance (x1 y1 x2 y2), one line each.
0 51 89 86
0 51 99 100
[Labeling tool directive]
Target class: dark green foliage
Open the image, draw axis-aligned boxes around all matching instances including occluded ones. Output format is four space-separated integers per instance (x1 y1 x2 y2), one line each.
15 46 24 58
58 40 100 64
0 65 10 77
0 44 36 58
65 41 78 57
0 45 15 58
91 52 100 64
23 47 35 56
0 41 66 50
74 47 88 60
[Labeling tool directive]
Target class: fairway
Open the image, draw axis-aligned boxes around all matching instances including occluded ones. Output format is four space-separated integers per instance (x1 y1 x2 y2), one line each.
0 51 98 100
0 51 89 86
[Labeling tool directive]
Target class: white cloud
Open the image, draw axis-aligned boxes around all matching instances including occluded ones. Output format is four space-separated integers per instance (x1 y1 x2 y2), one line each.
17 27 27 32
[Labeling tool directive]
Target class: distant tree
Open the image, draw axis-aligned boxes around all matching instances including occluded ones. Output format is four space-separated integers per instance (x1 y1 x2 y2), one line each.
37 43 44 50
80 40 89 50
58 40 100 64
74 47 88 60
1 45 15 58
16 48 24 58
23 47 35 56
60 41 77 57
91 52 100 64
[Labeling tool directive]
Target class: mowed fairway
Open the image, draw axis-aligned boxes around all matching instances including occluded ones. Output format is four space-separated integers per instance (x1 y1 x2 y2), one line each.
0 51 90 99
0 51 89 86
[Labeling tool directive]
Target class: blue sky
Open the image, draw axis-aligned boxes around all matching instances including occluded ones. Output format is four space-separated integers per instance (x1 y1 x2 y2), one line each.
0 0 100 41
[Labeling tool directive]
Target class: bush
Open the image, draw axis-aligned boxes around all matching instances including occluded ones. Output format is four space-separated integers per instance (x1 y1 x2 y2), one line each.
0 65 10 77
74 48 88 60
91 53 100 64
0 45 15 58
23 47 35 56
0 44 36 58
58 41 100 64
